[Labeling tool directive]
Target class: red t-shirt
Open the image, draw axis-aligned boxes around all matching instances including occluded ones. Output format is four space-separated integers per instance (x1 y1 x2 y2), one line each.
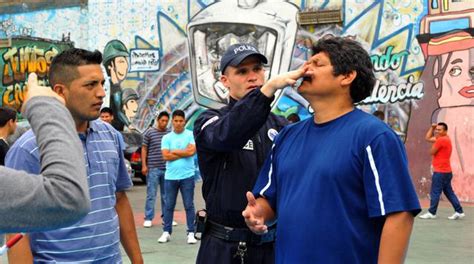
432 135 452 173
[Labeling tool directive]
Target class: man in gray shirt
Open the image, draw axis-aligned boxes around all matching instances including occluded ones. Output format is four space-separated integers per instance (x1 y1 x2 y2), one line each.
0 73 90 232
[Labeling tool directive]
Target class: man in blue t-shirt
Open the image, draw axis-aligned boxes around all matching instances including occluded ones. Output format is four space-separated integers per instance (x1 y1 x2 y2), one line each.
243 37 421 263
158 110 197 244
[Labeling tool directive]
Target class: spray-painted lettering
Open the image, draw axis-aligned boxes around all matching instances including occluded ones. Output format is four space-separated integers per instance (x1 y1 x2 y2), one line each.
370 46 409 72
360 75 424 105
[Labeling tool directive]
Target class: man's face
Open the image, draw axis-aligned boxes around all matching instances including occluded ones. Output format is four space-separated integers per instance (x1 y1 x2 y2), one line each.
62 64 106 122
172 115 185 133
100 112 113 124
298 52 346 99
156 115 169 131
124 99 138 120
109 56 129 83
434 125 447 137
439 48 474 107
220 56 265 100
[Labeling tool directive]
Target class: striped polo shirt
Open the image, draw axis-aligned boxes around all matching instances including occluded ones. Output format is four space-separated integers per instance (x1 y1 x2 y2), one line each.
142 127 168 170
5 120 132 263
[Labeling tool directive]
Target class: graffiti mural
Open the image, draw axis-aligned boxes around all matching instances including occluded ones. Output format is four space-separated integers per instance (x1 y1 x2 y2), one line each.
0 37 72 115
1 0 472 201
407 3 474 202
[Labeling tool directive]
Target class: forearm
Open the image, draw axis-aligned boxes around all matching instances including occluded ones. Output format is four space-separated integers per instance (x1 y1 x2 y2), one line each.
425 127 435 142
141 146 148 168
0 97 90 232
162 152 181 161
378 211 414 264
6 234 33 264
116 192 143 264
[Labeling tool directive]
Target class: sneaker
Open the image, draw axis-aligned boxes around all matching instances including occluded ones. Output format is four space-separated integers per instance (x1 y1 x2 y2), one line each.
158 232 171 243
172 221 178 226
187 233 197 244
448 212 465 220
143 220 152 228
419 212 437 219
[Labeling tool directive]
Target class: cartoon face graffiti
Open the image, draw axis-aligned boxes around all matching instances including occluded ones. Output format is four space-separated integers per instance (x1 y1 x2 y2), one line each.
110 56 129 83
437 48 474 108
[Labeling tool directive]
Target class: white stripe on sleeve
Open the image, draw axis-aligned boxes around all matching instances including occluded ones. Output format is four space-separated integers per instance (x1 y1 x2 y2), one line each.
259 144 275 196
366 145 386 215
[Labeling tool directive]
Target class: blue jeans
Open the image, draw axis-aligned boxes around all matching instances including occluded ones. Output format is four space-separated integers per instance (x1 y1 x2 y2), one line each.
428 172 463 215
163 177 196 233
144 168 166 221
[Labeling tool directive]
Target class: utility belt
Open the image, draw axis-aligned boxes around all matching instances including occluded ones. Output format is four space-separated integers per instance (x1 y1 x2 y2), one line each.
194 209 276 246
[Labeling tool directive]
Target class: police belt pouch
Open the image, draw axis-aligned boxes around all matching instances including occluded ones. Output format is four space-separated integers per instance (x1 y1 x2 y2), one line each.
206 220 275 245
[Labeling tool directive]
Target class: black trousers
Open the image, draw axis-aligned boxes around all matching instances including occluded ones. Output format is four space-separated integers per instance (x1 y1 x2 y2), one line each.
196 234 274 264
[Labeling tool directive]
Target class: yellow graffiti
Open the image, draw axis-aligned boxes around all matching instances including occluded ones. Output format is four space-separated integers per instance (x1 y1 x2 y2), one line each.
2 46 58 85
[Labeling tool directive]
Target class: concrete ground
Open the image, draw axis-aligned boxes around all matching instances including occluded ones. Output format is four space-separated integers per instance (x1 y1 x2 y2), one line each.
2 180 473 263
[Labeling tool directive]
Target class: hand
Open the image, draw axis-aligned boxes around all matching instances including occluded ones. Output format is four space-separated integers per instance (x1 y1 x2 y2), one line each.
141 165 148 176
22 73 65 112
431 123 437 128
260 66 312 98
242 192 268 234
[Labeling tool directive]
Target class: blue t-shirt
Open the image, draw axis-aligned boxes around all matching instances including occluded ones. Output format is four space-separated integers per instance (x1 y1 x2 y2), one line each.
162 129 195 180
6 120 132 263
253 109 421 264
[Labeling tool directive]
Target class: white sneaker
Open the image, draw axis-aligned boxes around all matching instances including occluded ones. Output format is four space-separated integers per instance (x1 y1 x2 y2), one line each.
419 212 437 219
143 220 152 228
448 212 465 220
158 232 171 243
172 221 178 226
187 233 197 244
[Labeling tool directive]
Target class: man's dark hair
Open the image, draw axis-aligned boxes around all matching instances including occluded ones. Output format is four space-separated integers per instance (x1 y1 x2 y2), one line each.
172 109 185 119
0 106 17 127
438 122 448 131
100 107 114 115
157 111 170 120
49 48 102 87
312 37 375 103
373 110 385 120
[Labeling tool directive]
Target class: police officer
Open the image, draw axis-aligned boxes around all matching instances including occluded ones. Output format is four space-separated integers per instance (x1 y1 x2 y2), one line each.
193 43 306 264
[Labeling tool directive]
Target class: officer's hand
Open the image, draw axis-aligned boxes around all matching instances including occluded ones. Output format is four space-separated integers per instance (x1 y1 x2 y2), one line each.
260 66 312 98
22 73 65 112
242 192 268 234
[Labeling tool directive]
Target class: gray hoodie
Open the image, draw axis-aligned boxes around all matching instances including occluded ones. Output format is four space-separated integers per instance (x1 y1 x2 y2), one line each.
0 96 90 233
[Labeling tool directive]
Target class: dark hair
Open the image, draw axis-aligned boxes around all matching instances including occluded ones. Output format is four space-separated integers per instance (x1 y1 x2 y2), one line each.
172 109 185 119
437 122 448 131
100 107 114 115
373 110 385 120
287 113 300 123
312 37 375 103
0 106 16 126
157 111 170 120
49 48 103 87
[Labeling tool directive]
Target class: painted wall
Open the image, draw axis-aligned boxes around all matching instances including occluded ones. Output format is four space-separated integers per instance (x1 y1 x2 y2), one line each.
0 0 472 202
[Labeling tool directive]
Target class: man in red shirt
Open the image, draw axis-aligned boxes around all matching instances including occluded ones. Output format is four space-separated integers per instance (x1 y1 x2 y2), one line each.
419 122 465 220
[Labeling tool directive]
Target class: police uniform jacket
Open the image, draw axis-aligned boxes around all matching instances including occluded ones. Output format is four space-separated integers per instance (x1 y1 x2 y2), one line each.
193 88 287 228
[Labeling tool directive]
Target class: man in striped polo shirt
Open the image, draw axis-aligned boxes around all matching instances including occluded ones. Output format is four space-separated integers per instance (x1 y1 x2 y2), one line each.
142 111 170 228
5 48 143 263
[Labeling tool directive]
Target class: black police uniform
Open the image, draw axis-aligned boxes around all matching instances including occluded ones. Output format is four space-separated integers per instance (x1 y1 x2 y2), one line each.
193 88 287 264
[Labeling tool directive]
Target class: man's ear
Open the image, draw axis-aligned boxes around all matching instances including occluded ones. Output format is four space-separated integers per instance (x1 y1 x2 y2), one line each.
341 70 357 87
52 84 67 100
220 75 230 89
